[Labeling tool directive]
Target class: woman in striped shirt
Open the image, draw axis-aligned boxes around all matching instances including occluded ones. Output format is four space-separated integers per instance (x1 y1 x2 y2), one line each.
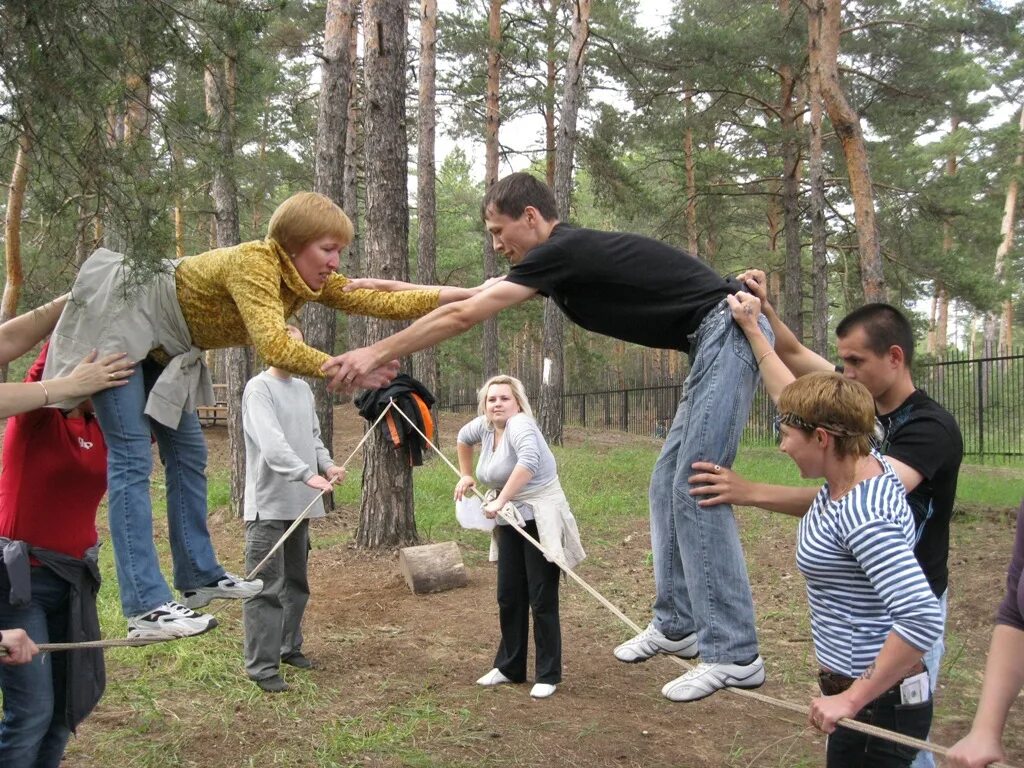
725 291 943 766
778 373 942 767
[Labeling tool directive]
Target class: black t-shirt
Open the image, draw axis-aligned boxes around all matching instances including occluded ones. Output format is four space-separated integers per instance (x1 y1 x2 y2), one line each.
876 389 963 598
504 223 739 352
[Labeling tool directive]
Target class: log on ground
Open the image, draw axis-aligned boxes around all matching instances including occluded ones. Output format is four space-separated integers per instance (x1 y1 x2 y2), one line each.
398 541 468 594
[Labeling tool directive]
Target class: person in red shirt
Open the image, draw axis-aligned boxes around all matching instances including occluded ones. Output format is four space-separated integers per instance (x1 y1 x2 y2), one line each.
0 345 109 768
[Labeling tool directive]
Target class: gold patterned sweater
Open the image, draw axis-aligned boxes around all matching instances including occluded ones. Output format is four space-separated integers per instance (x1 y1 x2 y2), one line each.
174 239 439 377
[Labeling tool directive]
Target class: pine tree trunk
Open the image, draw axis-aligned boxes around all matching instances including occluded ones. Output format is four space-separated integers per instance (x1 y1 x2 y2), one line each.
344 5 365 350
683 89 699 255
779 2 803 338
540 0 590 446
542 0 557 186
807 4 828 356
357 0 417 549
205 57 248 518
935 285 949 354
815 0 884 302
308 0 354 510
413 0 440 396
482 0 502 379
991 105 1022 356
0 134 30 383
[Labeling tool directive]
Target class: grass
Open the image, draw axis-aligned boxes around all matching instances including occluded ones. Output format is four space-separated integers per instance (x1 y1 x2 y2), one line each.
54 432 1024 766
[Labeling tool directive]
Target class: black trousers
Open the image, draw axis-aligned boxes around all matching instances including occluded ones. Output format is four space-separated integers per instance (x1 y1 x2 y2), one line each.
492 520 562 685
825 685 933 768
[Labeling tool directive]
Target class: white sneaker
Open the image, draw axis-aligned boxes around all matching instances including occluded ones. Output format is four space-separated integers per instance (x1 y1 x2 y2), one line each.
530 683 556 699
476 668 513 686
613 623 699 663
127 601 218 640
181 572 263 610
661 656 766 702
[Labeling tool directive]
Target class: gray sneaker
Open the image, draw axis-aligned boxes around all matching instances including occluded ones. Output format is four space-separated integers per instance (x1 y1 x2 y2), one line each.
613 623 699 663
181 572 263 610
661 657 766 702
127 601 218 640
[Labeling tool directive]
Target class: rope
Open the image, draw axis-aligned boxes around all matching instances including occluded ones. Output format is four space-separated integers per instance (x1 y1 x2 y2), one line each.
242 400 396 583
387 402 1018 768
0 636 172 656
0 402 399 658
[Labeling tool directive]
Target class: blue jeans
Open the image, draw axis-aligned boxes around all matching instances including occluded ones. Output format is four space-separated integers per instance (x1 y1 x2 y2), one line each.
92 358 224 617
910 590 947 768
0 568 72 768
648 301 772 663
826 684 932 767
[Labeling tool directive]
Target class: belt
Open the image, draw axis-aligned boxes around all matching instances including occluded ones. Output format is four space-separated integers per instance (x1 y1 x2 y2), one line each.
818 661 926 698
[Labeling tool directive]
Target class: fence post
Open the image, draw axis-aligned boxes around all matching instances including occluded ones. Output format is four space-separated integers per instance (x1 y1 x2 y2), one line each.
620 390 629 431
976 358 985 463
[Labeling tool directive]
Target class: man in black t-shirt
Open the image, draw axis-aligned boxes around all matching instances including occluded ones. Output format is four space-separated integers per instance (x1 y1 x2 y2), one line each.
689 288 962 768
325 172 775 702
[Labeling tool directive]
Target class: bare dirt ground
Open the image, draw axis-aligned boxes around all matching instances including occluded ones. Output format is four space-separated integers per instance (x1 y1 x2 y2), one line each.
64 406 1023 767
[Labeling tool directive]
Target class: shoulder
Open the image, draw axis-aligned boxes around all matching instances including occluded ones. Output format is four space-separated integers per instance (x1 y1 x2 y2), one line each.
243 373 274 397
892 390 959 432
844 470 910 528
459 415 488 433
506 412 540 434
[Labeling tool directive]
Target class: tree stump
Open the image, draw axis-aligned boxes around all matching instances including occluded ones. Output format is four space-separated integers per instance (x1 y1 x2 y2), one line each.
398 541 468 594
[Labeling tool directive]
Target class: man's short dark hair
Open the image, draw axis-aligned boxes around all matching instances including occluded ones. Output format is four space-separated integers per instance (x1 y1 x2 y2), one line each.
481 172 559 221
836 303 915 366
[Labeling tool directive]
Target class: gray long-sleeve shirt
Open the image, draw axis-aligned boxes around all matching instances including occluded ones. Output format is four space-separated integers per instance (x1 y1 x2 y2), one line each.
457 413 557 524
242 370 334 521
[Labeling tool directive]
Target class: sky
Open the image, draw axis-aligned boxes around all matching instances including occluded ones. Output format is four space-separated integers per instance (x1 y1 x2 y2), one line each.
433 0 670 180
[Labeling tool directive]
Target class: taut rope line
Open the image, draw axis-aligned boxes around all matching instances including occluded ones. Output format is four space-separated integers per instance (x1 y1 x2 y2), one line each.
0 401 398 658
387 402 1017 768
241 399 397 583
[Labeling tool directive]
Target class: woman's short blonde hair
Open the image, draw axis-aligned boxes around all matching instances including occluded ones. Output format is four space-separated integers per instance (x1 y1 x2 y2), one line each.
777 372 875 458
477 375 534 427
267 192 354 254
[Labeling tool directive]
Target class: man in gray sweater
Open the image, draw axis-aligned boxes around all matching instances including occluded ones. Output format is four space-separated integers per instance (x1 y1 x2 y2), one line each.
241 325 345 693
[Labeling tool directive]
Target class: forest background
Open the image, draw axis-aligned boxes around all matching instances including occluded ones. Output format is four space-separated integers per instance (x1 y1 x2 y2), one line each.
1 0 1023 522
2 6 1024 764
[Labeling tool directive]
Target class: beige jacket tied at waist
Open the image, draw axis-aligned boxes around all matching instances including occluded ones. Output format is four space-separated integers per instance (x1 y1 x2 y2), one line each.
42 248 213 429
488 477 586 571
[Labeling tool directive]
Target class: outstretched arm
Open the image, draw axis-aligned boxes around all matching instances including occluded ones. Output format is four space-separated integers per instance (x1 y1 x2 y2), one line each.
738 270 832 376
727 292 795 403
0 294 67 365
323 280 537 391
343 276 505 305
687 463 817 517
946 625 1024 768
0 350 133 418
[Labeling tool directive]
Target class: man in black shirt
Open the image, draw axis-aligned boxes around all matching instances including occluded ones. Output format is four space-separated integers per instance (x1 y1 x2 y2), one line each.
325 172 774 702
690 286 962 768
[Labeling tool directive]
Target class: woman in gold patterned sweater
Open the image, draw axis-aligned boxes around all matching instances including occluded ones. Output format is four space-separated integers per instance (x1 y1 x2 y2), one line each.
42 192 479 639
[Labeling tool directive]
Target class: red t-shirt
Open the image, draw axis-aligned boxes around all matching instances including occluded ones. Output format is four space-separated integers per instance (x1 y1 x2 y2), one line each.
0 346 108 558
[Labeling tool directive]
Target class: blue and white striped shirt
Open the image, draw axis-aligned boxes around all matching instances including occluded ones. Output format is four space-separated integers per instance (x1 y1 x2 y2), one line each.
796 452 942 677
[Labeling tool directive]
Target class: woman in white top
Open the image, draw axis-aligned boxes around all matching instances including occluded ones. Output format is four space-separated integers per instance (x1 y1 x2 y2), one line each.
454 375 584 700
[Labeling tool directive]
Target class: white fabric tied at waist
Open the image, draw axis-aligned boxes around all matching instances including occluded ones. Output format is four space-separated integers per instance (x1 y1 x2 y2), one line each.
487 477 586 571
43 248 214 429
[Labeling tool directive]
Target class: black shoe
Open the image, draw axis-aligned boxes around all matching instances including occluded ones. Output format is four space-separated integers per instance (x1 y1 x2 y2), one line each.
282 652 314 670
254 674 289 693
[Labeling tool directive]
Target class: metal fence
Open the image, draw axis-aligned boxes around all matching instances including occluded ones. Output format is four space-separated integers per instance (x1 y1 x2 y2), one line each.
917 352 1024 460
437 352 1024 461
